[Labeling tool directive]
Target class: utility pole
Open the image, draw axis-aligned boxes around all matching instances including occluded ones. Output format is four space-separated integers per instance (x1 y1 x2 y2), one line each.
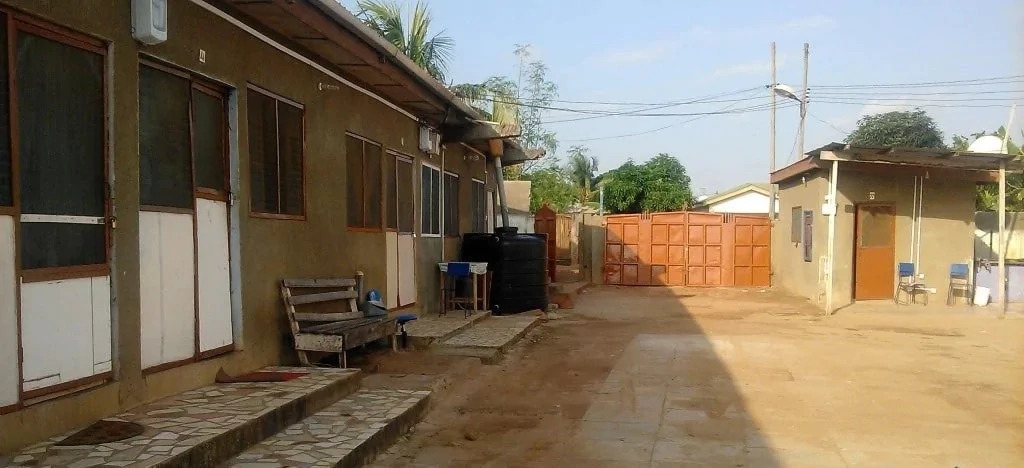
798 43 809 161
768 42 776 220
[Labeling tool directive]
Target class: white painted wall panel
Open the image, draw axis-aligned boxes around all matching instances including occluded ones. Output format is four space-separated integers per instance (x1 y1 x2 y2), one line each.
21 276 110 391
139 211 163 369
91 276 112 368
398 234 416 306
708 192 771 215
386 232 398 308
0 216 18 406
139 211 196 368
196 199 233 352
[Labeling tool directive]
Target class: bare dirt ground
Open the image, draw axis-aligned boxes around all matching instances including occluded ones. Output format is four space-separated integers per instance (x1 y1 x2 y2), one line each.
366 286 1024 467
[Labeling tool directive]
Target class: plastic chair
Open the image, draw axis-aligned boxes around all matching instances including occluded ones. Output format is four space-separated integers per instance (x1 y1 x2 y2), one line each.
396 314 418 348
441 262 473 318
947 263 972 306
894 262 927 305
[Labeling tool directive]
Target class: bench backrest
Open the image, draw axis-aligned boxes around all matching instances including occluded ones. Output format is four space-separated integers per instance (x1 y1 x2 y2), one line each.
280 276 365 338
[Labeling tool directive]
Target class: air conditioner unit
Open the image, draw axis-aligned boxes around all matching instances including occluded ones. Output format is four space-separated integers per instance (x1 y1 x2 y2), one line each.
133 0 168 45
419 126 441 155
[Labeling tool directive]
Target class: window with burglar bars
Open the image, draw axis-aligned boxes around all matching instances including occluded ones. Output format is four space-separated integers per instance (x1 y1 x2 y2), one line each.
385 151 415 233
791 206 802 243
139 62 228 210
421 164 440 235
346 135 383 229
248 87 304 217
8 15 109 275
471 179 487 232
443 172 459 237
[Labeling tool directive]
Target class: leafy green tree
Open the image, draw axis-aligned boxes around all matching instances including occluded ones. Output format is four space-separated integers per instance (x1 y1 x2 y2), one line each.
356 0 453 82
453 45 559 181
566 145 598 203
846 109 945 148
515 45 559 174
601 154 694 214
953 127 1024 211
523 167 576 212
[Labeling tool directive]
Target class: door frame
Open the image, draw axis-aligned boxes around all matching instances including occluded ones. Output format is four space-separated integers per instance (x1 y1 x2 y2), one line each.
138 56 235 373
9 13 113 404
852 202 896 300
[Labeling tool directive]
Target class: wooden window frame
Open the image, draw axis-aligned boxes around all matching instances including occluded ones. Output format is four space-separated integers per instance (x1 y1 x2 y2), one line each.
385 150 415 234
420 162 441 237
470 178 487 233
140 58 230 208
442 171 460 238
247 84 306 220
790 206 802 244
12 14 111 283
345 132 384 232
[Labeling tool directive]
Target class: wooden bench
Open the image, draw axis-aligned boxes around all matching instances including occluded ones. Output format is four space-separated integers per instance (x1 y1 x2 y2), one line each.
280 273 397 367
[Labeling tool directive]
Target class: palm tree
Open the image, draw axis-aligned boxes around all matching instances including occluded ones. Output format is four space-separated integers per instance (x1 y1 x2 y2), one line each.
356 0 453 82
566 145 598 204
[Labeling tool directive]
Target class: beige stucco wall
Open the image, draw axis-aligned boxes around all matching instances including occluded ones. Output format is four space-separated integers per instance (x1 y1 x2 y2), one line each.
773 165 976 310
0 0 490 452
504 180 532 212
833 170 976 307
772 171 829 302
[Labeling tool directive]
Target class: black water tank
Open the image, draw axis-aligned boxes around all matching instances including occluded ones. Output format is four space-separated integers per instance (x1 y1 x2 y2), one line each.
461 227 548 315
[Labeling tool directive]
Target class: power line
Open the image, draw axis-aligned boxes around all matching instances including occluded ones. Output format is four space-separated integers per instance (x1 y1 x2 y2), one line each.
562 94 791 143
813 89 1024 96
484 87 763 108
786 128 801 164
814 100 1021 108
545 88 768 123
808 111 850 136
814 74 1024 89
811 95 1024 103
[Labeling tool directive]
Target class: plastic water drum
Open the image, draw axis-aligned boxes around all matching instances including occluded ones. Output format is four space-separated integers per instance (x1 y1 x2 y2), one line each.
973 286 991 306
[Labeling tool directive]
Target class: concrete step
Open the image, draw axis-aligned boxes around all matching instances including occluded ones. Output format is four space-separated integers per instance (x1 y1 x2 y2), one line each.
434 314 542 363
2 368 362 468
403 310 490 349
224 386 430 467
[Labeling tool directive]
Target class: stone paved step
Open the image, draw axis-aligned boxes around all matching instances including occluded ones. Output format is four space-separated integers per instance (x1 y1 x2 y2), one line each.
1 367 361 468
224 387 430 468
403 310 490 348
436 314 542 363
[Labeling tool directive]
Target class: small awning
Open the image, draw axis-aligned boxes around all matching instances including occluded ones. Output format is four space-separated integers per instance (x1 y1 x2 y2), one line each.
772 142 1024 183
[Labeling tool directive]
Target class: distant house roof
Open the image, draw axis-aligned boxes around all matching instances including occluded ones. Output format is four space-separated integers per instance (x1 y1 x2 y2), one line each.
772 142 1024 184
693 182 770 209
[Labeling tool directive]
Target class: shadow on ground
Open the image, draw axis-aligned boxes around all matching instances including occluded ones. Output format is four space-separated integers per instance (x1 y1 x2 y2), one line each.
366 286 791 467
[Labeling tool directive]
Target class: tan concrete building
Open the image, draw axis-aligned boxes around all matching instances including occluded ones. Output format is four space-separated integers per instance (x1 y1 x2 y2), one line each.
0 0 530 452
771 143 1022 311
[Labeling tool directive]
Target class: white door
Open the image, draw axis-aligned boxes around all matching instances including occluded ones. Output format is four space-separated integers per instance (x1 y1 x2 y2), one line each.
197 198 232 353
398 234 417 306
386 231 399 308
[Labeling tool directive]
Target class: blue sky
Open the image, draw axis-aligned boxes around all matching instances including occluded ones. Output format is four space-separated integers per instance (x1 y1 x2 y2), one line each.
344 0 1024 194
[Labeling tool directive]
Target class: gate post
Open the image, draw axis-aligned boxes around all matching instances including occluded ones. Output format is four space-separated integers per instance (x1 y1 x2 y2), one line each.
534 204 557 283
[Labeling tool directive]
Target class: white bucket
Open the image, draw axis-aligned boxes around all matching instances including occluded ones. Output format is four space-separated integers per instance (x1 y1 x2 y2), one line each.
973 286 991 306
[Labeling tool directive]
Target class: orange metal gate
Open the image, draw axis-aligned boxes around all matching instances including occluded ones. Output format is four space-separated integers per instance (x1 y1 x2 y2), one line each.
604 212 770 287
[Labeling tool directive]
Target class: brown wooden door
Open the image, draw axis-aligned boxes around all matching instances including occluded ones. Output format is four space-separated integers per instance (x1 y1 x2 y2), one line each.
854 204 896 300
